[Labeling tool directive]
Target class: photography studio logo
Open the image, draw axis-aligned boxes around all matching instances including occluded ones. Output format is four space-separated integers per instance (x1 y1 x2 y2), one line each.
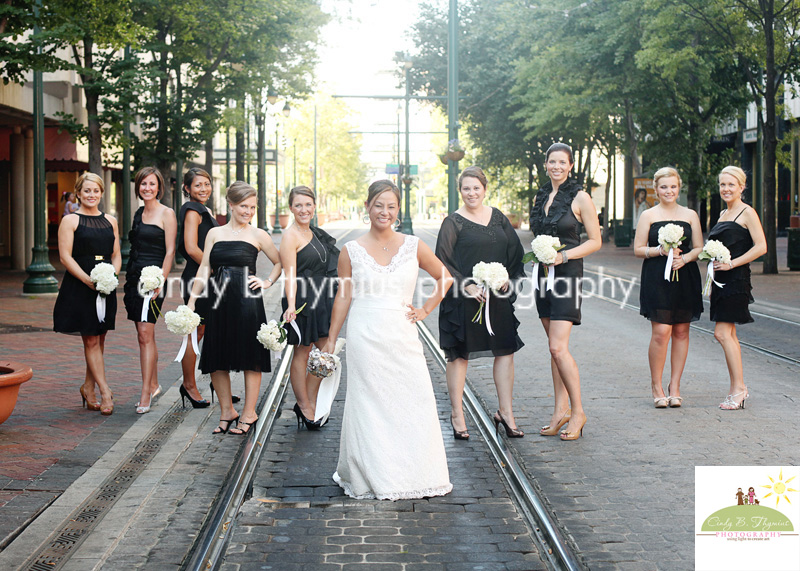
696 467 799 571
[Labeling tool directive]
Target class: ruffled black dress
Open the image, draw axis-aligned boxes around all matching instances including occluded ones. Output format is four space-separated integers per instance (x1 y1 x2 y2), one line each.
639 221 703 324
199 241 271 374
123 207 166 323
530 179 584 324
280 227 339 346
708 210 755 324
53 213 117 336
178 201 219 320
436 207 525 362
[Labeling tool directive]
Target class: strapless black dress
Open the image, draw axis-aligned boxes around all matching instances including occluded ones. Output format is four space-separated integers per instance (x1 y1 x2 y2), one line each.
708 220 755 324
124 207 167 323
639 220 703 324
280 227 339 346
199 241 271 374
53 213 117 336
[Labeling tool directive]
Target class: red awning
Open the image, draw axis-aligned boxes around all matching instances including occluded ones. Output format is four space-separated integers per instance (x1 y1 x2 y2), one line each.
0 127 80 162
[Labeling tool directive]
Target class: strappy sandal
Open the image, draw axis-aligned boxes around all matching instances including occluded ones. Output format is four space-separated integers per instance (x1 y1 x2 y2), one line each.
230 419 256 436
212 416 239 434
667 396 683 408
653 397 668 408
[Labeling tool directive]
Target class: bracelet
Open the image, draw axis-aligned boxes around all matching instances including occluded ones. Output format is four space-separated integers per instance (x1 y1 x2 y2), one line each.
645 246 650 259
680 254 687 264
562 250 569 263
265 277 273 284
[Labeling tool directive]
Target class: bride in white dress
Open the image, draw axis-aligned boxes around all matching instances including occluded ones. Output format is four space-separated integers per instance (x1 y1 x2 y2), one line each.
322 180 454 500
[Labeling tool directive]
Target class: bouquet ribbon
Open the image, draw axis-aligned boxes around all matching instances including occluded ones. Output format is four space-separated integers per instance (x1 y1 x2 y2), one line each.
663 248 675 281
174 327 201 362
531 262 556 292
703 262 725 296
96 294 106 323
140 291 153 322
483 287 494 336
276 320 302 361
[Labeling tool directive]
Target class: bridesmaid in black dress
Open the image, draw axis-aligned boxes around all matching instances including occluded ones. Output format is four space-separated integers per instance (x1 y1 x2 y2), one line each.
709 166 766 410
633 167 703 409
123 167 176 414
188 181 282 435
530 143 601 441
53 172 121 415
280 186 339 429
177 168 217 408
436 166 526 440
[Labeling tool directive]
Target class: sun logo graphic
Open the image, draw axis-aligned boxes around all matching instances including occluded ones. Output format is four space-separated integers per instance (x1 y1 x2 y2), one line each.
761 468 797 507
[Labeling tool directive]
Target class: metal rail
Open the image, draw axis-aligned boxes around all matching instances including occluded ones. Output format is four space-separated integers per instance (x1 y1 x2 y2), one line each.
182 346 294 571
417 322 585 571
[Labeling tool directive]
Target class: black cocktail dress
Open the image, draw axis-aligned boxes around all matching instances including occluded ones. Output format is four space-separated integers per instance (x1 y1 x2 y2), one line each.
639 220 703 324
436 207 525 362
178 201 219 320
199 241 271 374
708 209 755 324
53 213 117 336
123 207 167 323
530 179 584 324
280 227 339 346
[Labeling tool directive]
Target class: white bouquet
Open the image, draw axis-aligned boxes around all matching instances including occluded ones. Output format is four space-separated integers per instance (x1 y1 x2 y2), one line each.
657 223 686 282
470 262 508 334
138 265 165 322
698 240 732 295
697 240 731 265
138 265 165 294
90 262 118 295
306 346 341 378
524 235 564 268
257 320 287 352
164 305 201 336
256 302 306 352
90 262 117 323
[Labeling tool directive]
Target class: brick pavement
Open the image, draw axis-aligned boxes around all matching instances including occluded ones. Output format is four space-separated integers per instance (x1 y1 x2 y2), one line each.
223 348 545 571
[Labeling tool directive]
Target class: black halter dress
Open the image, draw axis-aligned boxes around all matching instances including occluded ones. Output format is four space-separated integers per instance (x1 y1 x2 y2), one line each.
53 213 117 336
178 201 219 319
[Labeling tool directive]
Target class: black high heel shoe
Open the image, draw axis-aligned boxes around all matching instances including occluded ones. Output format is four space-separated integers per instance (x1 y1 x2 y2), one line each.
209 382 241 404
493 411 524 438
450 417 470 440
180 385 211 409
293 403 321 431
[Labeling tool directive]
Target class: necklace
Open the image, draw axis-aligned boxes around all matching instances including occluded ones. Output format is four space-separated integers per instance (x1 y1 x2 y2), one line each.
230 223 248 236
376 235 394 252
306 233 327 264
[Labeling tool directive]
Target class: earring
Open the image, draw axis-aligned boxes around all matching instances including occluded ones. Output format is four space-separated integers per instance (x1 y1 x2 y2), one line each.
362 215 370 224
393 219 401 230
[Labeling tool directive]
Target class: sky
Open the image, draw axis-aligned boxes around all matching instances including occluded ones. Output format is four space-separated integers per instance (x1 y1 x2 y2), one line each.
315 0 442 179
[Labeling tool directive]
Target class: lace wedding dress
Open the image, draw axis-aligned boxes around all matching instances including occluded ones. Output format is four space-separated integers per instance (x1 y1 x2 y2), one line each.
333 235 452 500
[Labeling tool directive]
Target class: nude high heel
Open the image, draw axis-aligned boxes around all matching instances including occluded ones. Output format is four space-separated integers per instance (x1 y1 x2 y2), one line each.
80 386 101 411
540 409 571 436
559 416 587 441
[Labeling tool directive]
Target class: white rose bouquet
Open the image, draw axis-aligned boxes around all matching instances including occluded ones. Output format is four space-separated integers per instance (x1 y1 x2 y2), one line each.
312 338 346 424
698 239 731 295
470 262 509 335
90 262 118 295
657 223 686 282
256 303 307 352
89 262 118 323
164 305 202 361
522 235 565 291
138 265 165 322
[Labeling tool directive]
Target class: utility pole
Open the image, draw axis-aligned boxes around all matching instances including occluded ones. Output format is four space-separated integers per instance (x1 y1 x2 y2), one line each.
447 0 460 214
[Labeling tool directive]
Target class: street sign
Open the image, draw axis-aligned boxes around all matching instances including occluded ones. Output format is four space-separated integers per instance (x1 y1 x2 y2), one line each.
385 164 418 175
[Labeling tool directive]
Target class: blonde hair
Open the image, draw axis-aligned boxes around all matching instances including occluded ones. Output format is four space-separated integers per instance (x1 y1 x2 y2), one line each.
653 167 682 190
719 166 747 188
74 172 104 204
226 181 257 205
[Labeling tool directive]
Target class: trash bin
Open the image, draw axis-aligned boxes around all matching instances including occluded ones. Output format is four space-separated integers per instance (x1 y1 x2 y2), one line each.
788 227 800 270
614 218 633 247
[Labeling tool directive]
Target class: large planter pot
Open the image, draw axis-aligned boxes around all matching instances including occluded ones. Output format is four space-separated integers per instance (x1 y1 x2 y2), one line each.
278 213 290 229
446 150 465 162
317 213 328 226
0 361 33 425
505 213 522 229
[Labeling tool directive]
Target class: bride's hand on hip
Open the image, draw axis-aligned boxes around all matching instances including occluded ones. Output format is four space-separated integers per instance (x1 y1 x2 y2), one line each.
406 304 429 324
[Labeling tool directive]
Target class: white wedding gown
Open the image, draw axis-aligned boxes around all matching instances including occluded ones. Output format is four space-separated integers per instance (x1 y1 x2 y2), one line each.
333 235 452 500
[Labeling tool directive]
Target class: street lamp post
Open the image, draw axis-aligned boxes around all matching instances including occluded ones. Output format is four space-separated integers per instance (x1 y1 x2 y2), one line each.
23 0 57 294
447 0 460 214
270 98 290 235
401 59 414 235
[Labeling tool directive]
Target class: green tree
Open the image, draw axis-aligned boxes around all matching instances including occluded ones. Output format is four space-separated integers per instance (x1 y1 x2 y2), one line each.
672 0 800 273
